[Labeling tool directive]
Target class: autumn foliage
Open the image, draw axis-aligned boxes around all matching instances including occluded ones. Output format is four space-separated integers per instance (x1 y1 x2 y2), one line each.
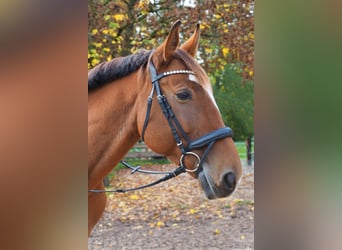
88 0 254 80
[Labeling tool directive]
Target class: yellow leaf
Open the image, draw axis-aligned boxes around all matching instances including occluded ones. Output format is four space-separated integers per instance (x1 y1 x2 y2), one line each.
113 13 125 21
137 1 144 8
91 58 99 66
94 42 102 48
156 221 165 227
214 229 221 235
222 47 229 57
199 23 207 30
205 47 212 54
189 208 198 214
249 32 255 40
129 194 139 200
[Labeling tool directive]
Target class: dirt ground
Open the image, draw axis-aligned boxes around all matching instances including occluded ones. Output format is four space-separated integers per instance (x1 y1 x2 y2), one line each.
88 160 254 250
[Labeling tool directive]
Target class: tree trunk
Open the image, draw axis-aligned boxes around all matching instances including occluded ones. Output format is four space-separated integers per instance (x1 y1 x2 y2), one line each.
246 137 252 166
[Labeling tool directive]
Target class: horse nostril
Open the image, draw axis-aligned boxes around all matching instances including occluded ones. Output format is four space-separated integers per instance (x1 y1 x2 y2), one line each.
224 172 236 192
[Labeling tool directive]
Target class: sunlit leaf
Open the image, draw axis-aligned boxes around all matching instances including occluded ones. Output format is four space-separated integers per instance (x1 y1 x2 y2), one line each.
129 194 139 200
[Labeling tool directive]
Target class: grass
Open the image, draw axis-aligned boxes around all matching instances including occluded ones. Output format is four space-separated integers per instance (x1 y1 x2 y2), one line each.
235 140 254 160
107 141 254 180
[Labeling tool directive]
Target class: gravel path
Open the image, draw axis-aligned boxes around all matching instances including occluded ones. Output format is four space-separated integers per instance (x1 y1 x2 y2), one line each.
89 160 254 250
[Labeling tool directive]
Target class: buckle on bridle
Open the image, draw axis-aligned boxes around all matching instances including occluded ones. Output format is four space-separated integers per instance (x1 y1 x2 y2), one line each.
180 152 201 173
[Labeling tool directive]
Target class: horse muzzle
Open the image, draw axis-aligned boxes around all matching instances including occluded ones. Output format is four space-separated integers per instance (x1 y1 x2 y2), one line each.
198 165 238 199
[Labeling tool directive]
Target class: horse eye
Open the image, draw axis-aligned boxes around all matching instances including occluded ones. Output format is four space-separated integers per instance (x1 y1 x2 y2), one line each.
176 90 192 100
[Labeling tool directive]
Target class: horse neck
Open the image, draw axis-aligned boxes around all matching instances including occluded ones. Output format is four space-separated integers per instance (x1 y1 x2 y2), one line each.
88 71 142 184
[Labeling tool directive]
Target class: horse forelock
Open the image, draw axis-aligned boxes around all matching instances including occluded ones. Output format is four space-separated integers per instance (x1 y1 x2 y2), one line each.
88 49 152 91
174 49 209 89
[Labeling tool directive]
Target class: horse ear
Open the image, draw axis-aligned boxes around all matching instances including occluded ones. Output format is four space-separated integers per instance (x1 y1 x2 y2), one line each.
154 20 181 64
180 23 200 57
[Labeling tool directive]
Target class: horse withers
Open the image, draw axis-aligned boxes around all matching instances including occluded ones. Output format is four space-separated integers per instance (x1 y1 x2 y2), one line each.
88 20 242 235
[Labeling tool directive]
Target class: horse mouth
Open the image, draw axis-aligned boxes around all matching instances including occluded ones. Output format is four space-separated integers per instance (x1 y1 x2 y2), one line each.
198 165 237 200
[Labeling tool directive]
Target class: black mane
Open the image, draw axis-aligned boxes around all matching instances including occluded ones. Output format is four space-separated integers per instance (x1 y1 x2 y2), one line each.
88 49 152 91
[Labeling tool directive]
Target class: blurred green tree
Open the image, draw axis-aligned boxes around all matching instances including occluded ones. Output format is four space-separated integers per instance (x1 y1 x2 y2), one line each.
214 63 254 141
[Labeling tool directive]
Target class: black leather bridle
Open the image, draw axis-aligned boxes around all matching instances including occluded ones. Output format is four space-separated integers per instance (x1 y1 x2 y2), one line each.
89 58 233 193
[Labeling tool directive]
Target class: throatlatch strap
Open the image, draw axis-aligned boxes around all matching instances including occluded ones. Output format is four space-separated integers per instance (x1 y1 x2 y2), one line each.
141 87 155 141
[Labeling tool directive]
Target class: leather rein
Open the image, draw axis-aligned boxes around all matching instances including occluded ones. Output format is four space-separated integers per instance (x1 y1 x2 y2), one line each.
89 59 233 193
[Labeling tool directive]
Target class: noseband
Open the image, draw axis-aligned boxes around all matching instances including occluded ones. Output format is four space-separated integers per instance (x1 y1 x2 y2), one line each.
88 59 233 193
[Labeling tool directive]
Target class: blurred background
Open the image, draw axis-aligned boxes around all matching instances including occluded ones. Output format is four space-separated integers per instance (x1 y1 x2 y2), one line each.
0 0 341 249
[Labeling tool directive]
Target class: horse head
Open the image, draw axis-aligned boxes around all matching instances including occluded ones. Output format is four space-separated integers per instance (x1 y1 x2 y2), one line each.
136 20 242 199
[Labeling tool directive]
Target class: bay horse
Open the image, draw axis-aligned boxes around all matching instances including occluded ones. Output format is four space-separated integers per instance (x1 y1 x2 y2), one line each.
88 20 242 235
